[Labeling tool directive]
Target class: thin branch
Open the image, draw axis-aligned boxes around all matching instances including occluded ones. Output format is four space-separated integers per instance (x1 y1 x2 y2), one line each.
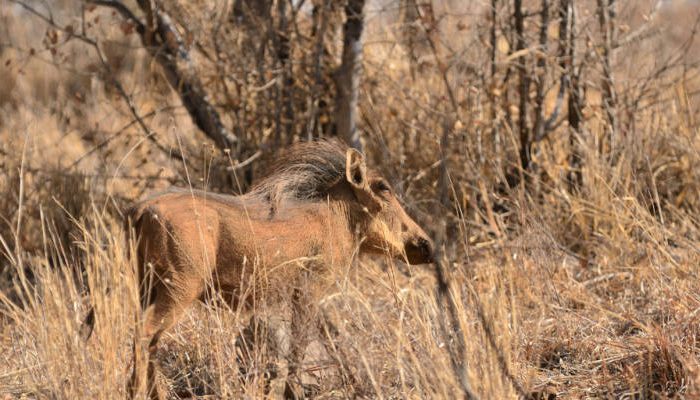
68 106 181 170
10 0 183 162
395 10 478 396
434 122 479 400
87 0 145 33
89 0 238 153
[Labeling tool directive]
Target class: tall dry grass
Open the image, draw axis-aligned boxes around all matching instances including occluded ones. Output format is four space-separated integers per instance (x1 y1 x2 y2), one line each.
2 0 700 398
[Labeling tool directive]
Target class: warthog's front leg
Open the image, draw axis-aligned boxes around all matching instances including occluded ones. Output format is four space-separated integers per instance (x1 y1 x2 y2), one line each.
237 295 313 399
236 310 293 398
284 286 315 399
267 312 293 399
130 280 204 400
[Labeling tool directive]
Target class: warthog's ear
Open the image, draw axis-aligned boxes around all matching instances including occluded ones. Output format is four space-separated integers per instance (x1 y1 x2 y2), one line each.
346 149 382 213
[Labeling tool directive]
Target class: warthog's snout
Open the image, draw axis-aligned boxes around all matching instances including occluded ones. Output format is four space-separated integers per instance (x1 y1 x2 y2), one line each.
405 236 435 264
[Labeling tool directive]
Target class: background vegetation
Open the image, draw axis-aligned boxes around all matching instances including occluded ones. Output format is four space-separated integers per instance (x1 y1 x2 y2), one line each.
1 0 700 398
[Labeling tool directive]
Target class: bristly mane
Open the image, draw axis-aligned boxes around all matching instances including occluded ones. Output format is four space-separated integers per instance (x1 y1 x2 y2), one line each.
246 139 349 208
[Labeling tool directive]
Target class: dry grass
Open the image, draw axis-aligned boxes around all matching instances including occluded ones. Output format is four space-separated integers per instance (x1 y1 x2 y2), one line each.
2 0 700 398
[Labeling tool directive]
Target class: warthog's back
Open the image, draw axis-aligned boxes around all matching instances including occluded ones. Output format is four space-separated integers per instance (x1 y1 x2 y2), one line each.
127 188 354 305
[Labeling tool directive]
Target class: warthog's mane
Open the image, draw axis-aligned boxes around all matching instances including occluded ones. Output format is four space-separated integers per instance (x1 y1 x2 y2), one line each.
246 139 350 207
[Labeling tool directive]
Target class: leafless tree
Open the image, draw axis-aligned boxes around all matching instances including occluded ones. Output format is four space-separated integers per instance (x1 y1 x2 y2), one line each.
334 0 367 150
514 0 531 174
488 0 502 169
272 0 294 145
597 0 617 153
561 0 583 192
91 0 237 152
307 0 334 141
401 0 421 80
532 0 550 143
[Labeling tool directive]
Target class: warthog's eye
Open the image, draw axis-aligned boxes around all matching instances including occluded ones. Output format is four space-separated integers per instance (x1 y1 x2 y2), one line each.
373 180 392 196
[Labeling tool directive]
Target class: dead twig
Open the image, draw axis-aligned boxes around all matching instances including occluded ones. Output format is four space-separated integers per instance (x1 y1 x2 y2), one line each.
88 0 238 153
9 0 184 163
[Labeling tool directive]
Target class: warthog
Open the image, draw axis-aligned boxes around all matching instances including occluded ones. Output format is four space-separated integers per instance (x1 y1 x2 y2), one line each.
83 139 434 399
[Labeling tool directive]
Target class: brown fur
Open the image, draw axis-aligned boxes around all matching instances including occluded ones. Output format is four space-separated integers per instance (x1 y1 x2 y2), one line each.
88 140 434 399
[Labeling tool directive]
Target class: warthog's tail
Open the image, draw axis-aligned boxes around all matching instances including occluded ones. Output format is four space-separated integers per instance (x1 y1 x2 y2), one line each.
79 205 142 342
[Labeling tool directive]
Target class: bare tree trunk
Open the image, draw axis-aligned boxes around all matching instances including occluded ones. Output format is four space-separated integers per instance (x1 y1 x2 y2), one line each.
334 0 366 150
401 0 419 155
562 0 583 192
401 0 421 80
232 0 272 25
597 0 617 153
501 2 515 177
514 0 531 174
532 0 549 141
489 0 501 171
307 0 332 141
273 0 294 146
527 0 549 194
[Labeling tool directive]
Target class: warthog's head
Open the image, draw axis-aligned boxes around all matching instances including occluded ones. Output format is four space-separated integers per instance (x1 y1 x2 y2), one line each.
345 149 434 265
